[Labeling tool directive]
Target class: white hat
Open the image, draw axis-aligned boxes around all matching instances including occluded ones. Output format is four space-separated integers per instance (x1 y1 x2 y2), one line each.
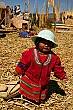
31 30 58 48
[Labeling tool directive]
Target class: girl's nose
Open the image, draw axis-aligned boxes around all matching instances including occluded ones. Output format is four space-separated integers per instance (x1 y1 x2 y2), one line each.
45 44 48 47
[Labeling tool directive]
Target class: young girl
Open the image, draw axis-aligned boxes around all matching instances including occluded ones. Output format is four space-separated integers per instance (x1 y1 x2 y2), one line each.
15 29 67 103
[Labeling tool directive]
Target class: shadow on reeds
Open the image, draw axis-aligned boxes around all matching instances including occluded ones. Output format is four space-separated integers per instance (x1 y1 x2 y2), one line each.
0 33 6 38
45 80 66 101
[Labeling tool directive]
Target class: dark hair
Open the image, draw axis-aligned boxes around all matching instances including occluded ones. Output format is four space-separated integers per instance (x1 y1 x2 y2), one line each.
34 38 42 49
22 23 28 30
35 37 44 44
35 37 54 48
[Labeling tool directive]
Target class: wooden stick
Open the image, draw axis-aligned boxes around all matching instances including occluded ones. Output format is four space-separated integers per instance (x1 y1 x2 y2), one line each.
8 101 32 110
13 97 38 106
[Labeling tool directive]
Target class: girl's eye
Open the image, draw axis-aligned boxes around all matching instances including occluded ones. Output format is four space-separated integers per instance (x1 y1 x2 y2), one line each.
41 41 49 45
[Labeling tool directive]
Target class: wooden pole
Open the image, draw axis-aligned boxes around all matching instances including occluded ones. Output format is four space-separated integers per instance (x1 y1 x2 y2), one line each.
53 0 56 32
5 10 6 27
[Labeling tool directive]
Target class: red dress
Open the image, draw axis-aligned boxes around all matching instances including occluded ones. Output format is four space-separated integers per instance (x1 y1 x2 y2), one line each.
15 48 66 102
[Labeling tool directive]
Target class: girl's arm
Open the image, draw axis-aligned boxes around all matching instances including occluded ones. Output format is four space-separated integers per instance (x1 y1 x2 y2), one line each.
53 57 67 80
15 50 31 75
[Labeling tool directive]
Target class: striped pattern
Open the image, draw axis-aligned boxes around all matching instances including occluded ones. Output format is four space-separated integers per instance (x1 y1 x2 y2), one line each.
19 75 47 102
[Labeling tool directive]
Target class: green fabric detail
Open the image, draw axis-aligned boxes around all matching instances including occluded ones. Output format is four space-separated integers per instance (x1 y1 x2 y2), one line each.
14 70 19 75
20 87 34 96
20 87 39 100
33 91 40 94
21 79 32 89
41 94 46 96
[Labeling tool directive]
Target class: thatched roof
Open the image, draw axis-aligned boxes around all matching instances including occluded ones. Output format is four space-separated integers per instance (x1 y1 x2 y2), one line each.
0 2 6 9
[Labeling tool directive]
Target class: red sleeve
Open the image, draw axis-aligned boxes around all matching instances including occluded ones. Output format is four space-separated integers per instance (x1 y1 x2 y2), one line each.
15 49 31 75
53 57 66 80
15 66 23 75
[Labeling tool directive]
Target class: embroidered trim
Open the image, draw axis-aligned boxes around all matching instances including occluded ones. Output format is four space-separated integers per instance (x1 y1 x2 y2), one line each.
34 49 52 66
43 54 52 66
34 49 41 65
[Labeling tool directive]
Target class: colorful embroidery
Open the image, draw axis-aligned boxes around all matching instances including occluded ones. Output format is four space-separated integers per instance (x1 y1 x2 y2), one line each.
34 49 52 66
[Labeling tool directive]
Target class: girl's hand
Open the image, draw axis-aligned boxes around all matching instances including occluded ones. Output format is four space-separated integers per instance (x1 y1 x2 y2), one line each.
62 76 68 82
13 71 18 76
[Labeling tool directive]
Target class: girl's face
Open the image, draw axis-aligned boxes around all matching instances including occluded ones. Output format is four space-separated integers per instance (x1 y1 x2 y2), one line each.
38 38 53 53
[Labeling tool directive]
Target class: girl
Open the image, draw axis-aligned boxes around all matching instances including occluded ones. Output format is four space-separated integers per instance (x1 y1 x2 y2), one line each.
15 29 67 103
